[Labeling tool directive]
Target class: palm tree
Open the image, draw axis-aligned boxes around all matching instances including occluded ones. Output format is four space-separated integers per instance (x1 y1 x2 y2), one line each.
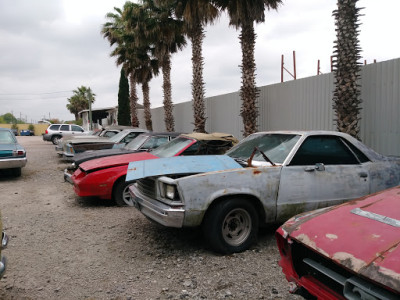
124 2 160 131
158 0 220 133
213 0 282 137
332 0 363 139
102 2 142 127
143 0 187 132
66 86 96 121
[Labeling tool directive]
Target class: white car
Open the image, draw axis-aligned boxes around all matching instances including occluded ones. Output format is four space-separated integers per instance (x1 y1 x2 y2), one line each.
42 124 88 145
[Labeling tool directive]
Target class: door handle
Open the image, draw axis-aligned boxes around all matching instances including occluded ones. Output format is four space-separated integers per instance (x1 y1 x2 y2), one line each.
359 172 368 178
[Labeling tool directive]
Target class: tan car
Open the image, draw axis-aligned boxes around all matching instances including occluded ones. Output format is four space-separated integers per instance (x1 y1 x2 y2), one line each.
0 212 8 279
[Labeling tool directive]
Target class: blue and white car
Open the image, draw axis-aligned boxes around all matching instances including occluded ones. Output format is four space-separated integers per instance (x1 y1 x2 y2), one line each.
0 128 27 177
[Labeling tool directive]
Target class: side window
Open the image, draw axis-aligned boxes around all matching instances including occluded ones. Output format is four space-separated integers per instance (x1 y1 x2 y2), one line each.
289 136 359 166
181 143 200 156
104 131 117 138
342 139 370 163
60 125 69 131
49 125 60 131
72 125 83 132
121 132 141 144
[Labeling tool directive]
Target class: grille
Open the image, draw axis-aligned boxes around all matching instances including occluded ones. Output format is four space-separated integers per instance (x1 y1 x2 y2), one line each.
291 241 399 299
136 177 157 199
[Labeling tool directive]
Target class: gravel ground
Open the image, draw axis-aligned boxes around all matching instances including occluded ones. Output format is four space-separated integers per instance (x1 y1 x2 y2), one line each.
0 136 302 300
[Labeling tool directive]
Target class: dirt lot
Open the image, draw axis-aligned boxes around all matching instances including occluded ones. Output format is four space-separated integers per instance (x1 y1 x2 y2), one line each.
0 136 301 300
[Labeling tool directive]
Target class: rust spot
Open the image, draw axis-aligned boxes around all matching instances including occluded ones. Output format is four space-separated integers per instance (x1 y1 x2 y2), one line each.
253 170 261 175
127 167 137 171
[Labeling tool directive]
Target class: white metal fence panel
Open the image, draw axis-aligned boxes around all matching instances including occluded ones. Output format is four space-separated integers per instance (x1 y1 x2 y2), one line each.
138 58 400 155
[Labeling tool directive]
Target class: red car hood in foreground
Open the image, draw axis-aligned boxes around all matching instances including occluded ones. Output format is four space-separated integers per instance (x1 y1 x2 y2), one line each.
281 186 400 293
79 152 158 172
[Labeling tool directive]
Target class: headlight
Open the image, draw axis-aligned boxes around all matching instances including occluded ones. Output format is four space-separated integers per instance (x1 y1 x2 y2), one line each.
165 185 176 200
159 182 179 201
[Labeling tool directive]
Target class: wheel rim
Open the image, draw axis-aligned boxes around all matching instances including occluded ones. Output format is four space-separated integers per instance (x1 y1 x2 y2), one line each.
53 137 60 144
221 208 252 246
122 184 134 206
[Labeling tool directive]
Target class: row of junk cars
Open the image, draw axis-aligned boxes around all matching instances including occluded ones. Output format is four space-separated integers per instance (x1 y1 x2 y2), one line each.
1 124 400 298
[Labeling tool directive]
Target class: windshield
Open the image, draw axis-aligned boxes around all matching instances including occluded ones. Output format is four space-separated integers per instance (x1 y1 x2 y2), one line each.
226 133 300 164
125 134 149 150
108 130 128 142
150 137 193 158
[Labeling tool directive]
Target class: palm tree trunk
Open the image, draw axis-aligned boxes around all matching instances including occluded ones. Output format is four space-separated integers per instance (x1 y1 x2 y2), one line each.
240 22 259 137
332 0 362 140
191 22 206 133
142 81 153 131
129 74 140 127
162 55 175 132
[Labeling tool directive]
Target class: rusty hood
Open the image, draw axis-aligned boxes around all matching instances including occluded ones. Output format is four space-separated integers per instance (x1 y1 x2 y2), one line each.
282 186 400 293
126 155 242 182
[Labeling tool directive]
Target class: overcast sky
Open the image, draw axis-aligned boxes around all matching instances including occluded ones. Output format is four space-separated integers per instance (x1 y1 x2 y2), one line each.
0 0 399 123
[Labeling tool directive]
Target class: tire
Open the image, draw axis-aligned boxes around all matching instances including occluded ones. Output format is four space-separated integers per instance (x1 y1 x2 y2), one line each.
11 168 21 177
51 135 61 145
113 178 135 207
202 198 258 254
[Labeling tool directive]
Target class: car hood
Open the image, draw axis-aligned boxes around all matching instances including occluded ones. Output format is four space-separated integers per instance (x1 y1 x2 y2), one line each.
281 186 400 292
126 155 242 181
73 148 138 165
79 151 158 172
68 137 109 144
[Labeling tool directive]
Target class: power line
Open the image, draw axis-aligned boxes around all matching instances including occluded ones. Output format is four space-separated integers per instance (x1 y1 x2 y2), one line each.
0 90 72 96
0 96 70 101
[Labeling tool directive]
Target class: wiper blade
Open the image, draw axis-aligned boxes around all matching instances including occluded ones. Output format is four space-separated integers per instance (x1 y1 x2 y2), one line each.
247 147 275 167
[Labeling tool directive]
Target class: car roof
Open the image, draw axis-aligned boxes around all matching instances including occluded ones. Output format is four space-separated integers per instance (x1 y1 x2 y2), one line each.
140 132 182 137
181 132 239 144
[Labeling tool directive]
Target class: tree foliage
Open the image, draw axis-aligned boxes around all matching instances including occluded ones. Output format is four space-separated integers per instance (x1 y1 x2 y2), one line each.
117 68 131 125
66 86 96 121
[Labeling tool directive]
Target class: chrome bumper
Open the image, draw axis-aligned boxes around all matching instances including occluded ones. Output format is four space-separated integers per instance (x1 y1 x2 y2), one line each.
63 168 74 184
0 157 27 169
62 152 74 162
129 185 184 228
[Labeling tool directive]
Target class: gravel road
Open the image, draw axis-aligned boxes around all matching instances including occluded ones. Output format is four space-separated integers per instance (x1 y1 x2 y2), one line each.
0 136 301 300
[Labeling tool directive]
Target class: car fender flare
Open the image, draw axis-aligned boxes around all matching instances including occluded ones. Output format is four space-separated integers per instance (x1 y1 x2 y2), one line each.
201 189 266 226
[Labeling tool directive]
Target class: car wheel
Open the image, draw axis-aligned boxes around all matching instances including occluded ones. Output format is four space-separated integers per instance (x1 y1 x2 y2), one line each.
202 198 258 254
51 135 61 145
113 178 135 207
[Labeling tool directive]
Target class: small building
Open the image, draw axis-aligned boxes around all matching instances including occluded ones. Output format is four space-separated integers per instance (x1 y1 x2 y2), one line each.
78 105 143 131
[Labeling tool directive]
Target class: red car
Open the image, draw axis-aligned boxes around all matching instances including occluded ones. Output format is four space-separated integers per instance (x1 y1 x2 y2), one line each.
276 186 400 299
70 133 237 206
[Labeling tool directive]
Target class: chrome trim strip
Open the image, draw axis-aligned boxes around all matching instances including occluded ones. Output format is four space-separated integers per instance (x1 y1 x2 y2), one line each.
351 208 400 227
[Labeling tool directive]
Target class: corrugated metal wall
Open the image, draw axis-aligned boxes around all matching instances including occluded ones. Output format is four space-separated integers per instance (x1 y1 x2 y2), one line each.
138 57 400 156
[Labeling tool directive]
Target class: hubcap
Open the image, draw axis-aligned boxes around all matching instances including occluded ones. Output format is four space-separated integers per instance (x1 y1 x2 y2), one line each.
222 208 252 246
122 184 134 206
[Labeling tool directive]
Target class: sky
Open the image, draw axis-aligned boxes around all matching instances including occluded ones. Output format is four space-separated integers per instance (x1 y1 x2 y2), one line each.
0 0 399 123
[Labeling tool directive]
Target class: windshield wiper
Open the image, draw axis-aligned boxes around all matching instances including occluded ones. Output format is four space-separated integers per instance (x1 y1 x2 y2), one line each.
247 147 275 167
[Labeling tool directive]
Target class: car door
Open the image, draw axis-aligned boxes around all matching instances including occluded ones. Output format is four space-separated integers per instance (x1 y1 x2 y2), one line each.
71 125 84 136
276 135 370 222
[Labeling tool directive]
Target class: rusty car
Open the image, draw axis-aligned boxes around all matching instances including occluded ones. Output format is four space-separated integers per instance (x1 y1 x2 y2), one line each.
127 131 400 254
276 185 400 299
69 132 238 206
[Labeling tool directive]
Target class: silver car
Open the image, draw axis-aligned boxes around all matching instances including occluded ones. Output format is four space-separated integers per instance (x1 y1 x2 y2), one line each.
128 131 400 254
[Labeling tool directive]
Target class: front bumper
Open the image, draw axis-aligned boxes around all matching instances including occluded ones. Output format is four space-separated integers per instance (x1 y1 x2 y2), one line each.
64 168 74 184
62 152 74 161
0 157 27 169
129 185 184 228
